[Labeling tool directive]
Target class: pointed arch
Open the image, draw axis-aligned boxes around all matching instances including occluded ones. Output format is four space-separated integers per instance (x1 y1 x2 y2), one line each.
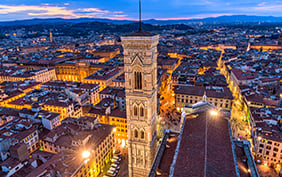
134 129 138 138
134 105 138 116
134 71 142 90
140 106 144 117
133 66 143 90
141 130 145 139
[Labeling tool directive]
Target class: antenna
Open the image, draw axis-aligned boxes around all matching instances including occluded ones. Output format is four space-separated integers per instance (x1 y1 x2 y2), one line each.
139 0 142 31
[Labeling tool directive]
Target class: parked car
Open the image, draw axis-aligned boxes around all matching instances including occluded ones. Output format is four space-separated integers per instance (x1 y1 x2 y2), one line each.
113 155 121 159
113 156 121 161
111 163 120 169
110 167 119 173
111 159 120 164
107 170 116 177
114 150 121 156
111 157 120 162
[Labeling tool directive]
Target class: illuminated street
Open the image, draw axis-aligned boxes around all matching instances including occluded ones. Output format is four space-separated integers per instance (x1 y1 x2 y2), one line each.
0 1 281 176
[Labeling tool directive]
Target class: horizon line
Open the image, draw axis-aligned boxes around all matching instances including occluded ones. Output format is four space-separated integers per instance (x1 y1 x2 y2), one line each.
1 14 282 23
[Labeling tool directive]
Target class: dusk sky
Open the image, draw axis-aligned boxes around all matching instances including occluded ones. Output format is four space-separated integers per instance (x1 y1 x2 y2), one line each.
0 0 282 21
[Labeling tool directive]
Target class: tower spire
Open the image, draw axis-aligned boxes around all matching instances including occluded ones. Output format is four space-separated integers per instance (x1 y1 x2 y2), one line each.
139 0 142 31
50 30 53 43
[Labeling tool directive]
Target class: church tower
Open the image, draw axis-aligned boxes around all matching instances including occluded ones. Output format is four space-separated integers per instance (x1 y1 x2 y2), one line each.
121 28 159 177
50 30 53 43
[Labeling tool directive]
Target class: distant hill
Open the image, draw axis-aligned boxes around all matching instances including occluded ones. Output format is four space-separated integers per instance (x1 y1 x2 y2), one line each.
0 18 134 26
185 15 282 24
0 15 282 26
0 21 194 38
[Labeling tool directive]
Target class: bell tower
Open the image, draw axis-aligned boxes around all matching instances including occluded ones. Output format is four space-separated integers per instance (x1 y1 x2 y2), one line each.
50 30 53 43
121 15 159 177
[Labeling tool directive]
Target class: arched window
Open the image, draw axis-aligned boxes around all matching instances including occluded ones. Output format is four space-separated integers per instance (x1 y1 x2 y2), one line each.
140 107 144 117
134 71 142 90
134 129 138 138
134 106 138 116
141 131 145 139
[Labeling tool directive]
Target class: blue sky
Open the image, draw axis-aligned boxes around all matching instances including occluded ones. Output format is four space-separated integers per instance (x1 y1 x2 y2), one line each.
0 0 281 21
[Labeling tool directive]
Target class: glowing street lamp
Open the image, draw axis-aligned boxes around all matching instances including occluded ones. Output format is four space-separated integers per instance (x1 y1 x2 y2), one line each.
210 110 219 116
121 139 126 148
82 151 90 159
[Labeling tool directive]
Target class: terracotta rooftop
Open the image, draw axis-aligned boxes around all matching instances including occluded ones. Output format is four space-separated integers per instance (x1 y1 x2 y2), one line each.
231 69 257 81
84 67 121 80
174 85 233 99
172 111 237 176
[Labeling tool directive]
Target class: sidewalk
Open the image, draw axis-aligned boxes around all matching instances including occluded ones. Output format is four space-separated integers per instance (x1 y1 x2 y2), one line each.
117 147 128 177
97 147 128 177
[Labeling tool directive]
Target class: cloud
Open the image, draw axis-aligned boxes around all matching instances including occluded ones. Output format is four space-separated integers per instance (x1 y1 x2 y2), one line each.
1 1 282 22
78 8 110 13
255 4 282 10
113 11 123 14
154 13 234 21
0 4 74 16
111 14 128 18
42 3 51 6
0 4 128 20
257 2 266 6
252 1 282 14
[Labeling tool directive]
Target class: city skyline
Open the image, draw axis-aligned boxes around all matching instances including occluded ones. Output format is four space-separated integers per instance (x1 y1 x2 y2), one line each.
0 0 281 176
0 0 282 21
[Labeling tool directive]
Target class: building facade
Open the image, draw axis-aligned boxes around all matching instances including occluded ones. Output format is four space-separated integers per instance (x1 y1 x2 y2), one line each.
121 31 159 177
55 62 102 82
88 107 127 145
0 67 56 83
84 67 123 91
40 117 115 177
174 85 233 112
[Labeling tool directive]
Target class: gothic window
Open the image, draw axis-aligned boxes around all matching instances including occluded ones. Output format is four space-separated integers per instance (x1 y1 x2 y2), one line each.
134 129 138 138
134 71 142 90
141 131 145 139
134 106 138 116
140 107 144 117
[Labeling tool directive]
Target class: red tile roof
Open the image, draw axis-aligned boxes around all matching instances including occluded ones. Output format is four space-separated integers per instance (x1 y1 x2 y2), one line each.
174 85 233 99
231 69 257 81
173 112 236 176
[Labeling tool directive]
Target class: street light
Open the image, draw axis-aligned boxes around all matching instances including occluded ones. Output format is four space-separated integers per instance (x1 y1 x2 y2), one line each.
210 110 219 116
121 139 126 148
82 151 90 159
